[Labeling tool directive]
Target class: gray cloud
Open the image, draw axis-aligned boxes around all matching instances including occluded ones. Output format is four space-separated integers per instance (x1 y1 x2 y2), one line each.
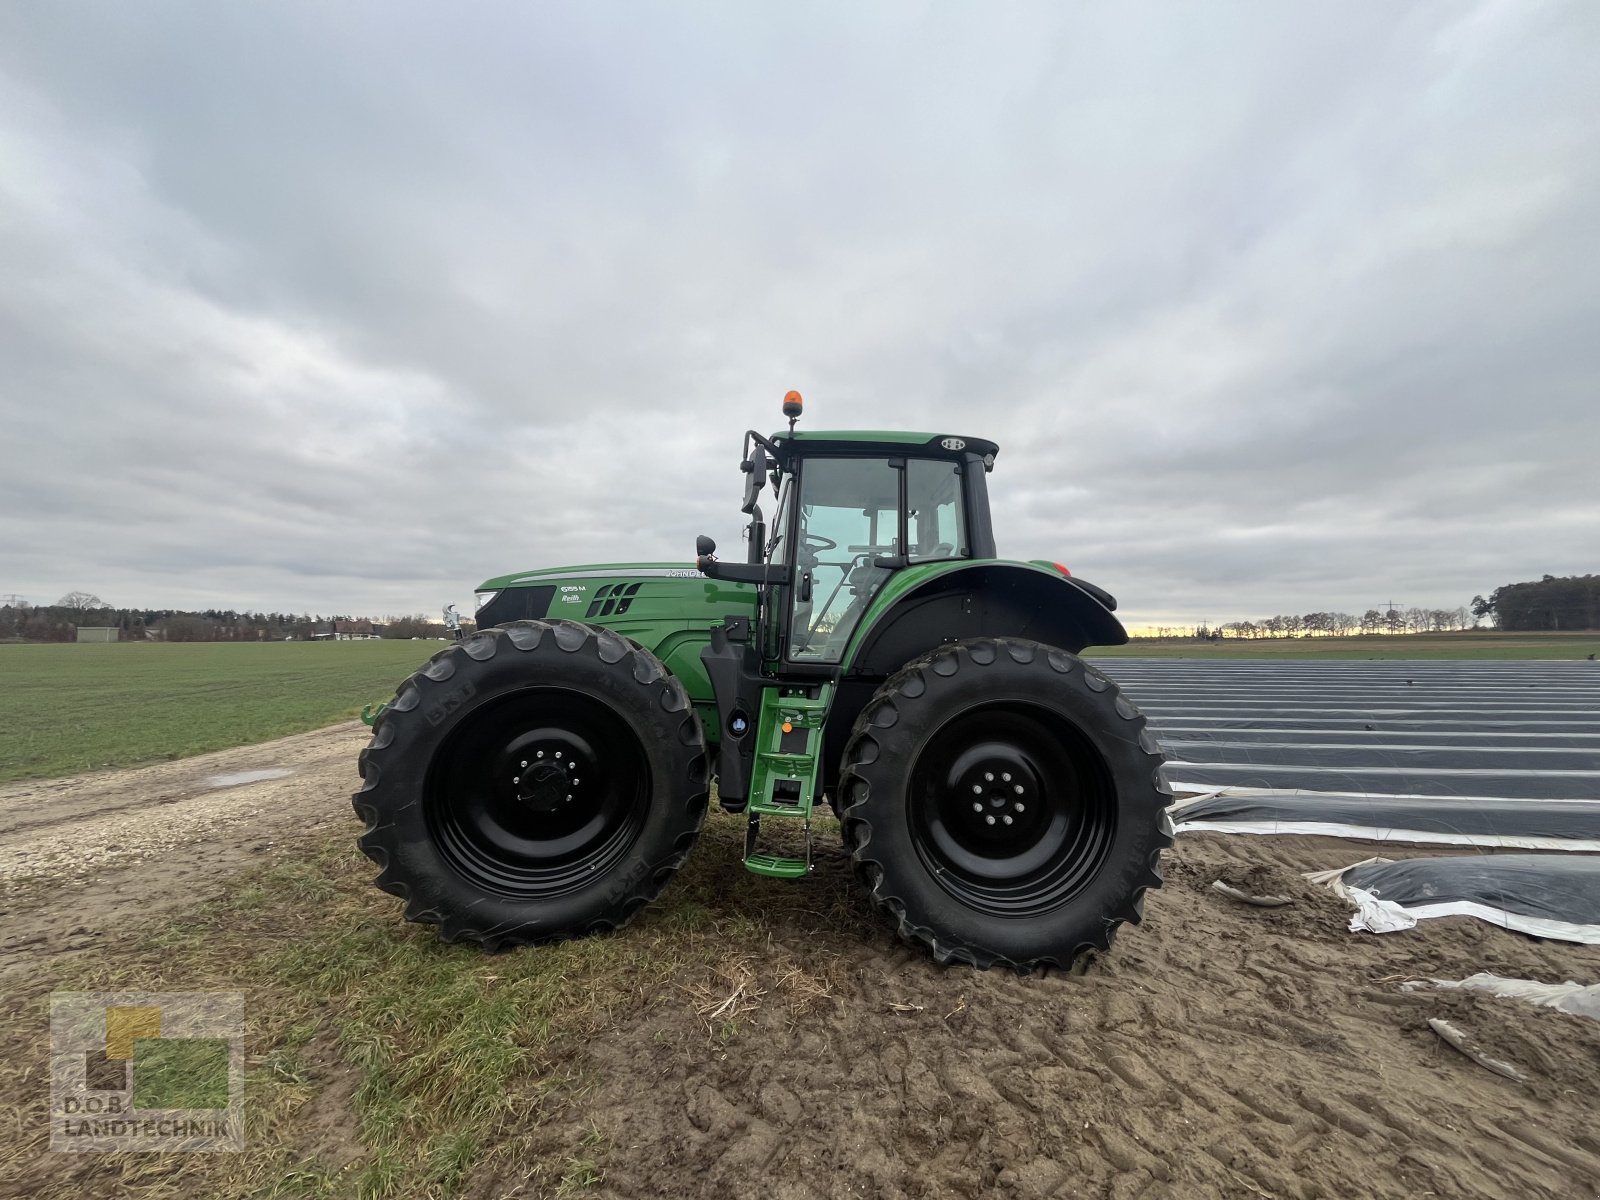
2 1 1596 627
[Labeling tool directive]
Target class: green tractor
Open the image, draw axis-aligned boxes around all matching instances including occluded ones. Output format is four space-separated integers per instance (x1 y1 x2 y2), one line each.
354 395 1171 969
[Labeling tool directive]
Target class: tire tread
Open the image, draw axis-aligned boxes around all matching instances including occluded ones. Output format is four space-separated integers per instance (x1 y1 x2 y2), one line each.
839 638 1172 972
352 619 708 950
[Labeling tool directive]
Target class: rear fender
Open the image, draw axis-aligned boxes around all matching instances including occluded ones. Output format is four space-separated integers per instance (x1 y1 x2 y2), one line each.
844 562 1127 677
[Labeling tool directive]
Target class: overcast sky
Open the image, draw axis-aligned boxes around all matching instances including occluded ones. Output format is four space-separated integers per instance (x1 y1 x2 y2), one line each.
2 2 1596 629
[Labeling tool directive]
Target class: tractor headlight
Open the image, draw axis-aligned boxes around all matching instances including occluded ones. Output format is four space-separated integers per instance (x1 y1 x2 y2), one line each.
475 590 500 611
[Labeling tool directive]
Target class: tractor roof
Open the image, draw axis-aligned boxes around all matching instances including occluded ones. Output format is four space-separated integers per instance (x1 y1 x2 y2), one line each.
769 429 999 466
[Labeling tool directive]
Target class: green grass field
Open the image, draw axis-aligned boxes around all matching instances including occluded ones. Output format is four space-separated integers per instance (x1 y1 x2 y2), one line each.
0 641 435 784
1091 631 1600 660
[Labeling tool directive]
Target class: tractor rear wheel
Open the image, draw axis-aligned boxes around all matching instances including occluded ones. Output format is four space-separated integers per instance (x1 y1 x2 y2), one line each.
353 620 709 949
838 639 1171 971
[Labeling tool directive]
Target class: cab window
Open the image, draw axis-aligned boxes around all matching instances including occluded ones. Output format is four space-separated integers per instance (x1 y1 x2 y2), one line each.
789 457 900 663
907 458 967 562
766 471 795 563
762 472 795 661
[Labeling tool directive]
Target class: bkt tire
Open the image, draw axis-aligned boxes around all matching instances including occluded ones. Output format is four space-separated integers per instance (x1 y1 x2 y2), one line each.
353 620 708 949
839 639 1171 971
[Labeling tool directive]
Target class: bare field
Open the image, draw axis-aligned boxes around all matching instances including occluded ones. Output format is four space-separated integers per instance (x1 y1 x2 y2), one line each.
3 727 1599 1199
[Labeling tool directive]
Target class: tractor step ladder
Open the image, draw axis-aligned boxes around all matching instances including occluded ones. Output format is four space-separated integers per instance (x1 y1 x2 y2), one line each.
743 684 833 879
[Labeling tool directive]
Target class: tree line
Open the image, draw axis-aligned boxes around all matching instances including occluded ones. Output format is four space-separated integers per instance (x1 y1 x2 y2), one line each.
1201 606 1476 640
11 573 1592 644
0 593 455 643
1174 573 1599 640
1473 574 1600 632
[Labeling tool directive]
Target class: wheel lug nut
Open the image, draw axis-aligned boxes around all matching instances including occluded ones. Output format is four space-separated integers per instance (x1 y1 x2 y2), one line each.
972 784 982 794
555 751 563 759
520 760 528 768
984 772 994 782
973 802 983 813
536 751 544 758
1001 772 1011 782
985 815 996 825
1013 785 1023 794
1002 815 1013 825
513 776 520 784
1015 802 1025 813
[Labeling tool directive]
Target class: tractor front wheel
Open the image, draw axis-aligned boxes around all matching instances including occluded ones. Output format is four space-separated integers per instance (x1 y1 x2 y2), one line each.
353 620 709 949
839 639 1171 971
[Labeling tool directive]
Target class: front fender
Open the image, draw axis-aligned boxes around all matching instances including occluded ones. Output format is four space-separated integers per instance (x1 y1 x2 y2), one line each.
844 561 1127 677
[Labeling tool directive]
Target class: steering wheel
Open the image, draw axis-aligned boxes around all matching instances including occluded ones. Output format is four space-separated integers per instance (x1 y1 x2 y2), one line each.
802 532 838 552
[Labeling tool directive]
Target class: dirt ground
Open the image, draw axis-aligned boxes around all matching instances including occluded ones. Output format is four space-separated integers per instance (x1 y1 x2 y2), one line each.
522 838 1600 1200
0 721 361 984
3 726 1599 1199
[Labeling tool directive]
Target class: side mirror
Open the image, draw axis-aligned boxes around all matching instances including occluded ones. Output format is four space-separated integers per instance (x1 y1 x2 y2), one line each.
741 446 769 514
695 534 716 572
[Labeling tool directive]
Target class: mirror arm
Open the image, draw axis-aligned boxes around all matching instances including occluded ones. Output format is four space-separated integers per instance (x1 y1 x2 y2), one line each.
747 503 765 564
743 429 782 458
700 562 792 585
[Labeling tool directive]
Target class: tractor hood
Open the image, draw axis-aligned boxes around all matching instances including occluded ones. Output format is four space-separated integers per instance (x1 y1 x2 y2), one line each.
473 563 756 630
471 562 757 711
480 561 710 590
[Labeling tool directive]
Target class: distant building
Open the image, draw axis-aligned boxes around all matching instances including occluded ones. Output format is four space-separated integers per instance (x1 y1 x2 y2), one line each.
331 619 385 641
75 627 118 643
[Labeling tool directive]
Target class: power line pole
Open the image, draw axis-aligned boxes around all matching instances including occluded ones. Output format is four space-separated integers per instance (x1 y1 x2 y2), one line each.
1374 600 1405 635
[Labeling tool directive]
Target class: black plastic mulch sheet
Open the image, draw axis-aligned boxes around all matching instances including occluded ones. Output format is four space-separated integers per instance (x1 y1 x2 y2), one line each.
1107 658 1600 801
1341 854 1600 928
1176 792 1600 844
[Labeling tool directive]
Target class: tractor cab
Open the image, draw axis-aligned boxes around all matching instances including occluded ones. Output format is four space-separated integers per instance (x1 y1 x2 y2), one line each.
696 414 1000 672
769 431 1000 666
694 399 1026 878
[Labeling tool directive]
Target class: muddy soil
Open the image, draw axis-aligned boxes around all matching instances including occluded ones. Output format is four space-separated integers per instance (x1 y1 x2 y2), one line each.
3 730 1599 1199
507 832 1600 1200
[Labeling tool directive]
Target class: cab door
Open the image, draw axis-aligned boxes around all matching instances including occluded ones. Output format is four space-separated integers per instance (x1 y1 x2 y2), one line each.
786 456 903 664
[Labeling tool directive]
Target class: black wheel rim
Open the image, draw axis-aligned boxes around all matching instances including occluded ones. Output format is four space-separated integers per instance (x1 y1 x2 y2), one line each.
425 688 650 899
907 702 1117 918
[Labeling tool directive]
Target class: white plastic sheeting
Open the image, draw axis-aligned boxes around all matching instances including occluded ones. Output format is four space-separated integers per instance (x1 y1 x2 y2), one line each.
1401 972 1600 1021
1309 856 1600 946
